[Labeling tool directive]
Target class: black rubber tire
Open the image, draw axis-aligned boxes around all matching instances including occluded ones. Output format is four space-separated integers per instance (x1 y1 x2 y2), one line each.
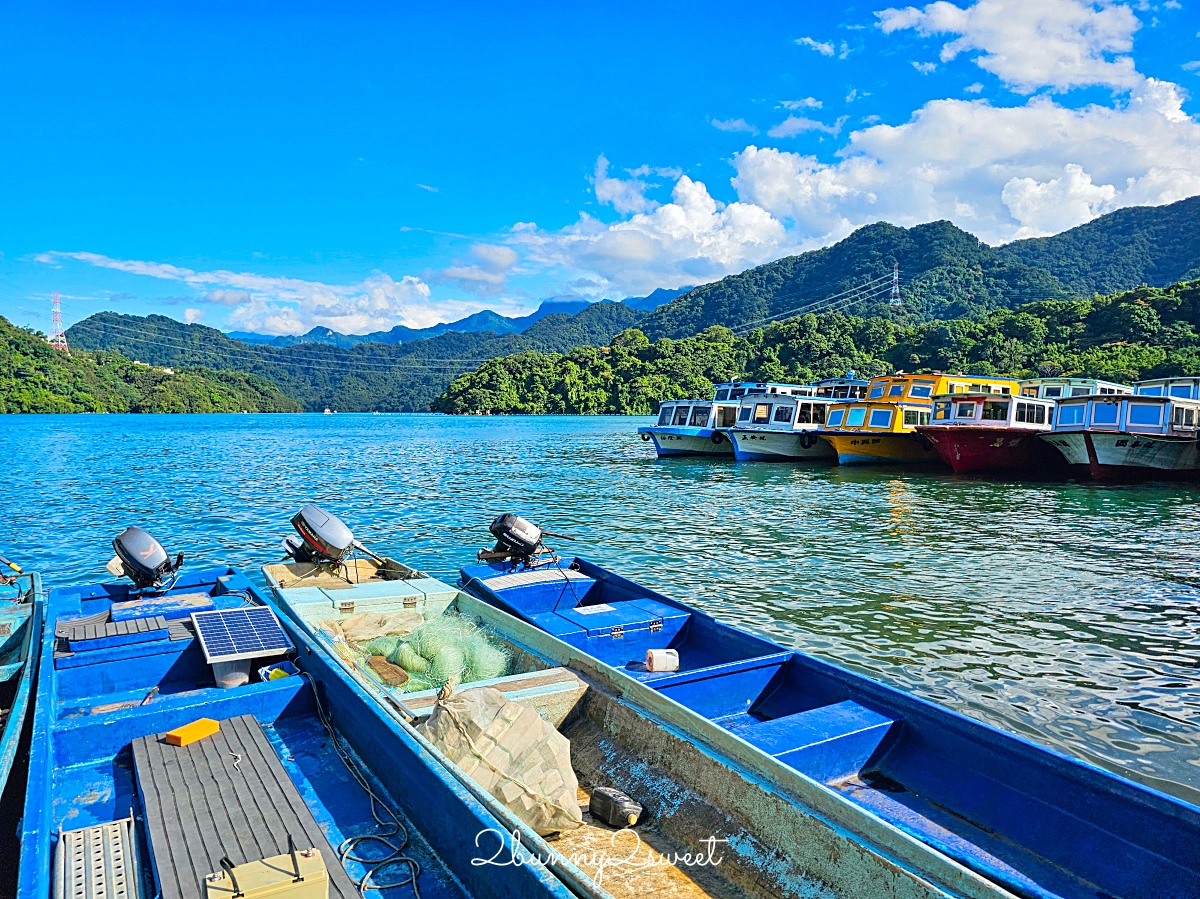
710 432 726 445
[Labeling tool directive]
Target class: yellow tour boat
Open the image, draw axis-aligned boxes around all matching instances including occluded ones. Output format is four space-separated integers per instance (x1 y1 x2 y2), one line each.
821 373 1020 465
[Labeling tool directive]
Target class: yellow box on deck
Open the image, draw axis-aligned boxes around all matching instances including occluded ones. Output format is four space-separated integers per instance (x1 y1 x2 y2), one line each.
204 848 328 899
165 718 220 747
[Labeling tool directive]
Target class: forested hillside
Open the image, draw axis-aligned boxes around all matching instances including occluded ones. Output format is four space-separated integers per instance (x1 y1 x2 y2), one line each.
432 280 1200 415
0 317 299 413
1001 196 1200 296
67 301 642 412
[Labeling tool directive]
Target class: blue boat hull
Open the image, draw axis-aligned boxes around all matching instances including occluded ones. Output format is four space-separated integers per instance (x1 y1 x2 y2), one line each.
19 566 573 899
460 555 1200 899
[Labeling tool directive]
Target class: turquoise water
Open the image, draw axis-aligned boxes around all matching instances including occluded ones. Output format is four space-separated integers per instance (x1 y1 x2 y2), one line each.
4 413 1198 801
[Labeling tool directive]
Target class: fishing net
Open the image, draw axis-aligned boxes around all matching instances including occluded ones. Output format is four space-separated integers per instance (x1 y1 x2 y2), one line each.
321 611 423 645
420 685 583 836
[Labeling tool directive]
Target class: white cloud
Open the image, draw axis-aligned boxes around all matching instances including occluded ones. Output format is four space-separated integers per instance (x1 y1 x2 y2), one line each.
781 97 823 109
796 36 835 55
512 171 791 295
37 251 509 335
1184 60 1200 71
731 79 1200 243
876 0 1142 93
768 115 850 137
434 243 520 295
183 308 205 324
712 117 759 134
416 183 438 192
912 61 938 73
592 155 658 215
965 81 985 92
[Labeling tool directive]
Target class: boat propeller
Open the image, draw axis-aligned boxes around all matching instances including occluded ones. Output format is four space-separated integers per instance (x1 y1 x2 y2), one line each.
106 526 184 591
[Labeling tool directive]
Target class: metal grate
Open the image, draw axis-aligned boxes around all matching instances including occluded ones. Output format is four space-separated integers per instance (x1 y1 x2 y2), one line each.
55 816 142 899
190 607 292 664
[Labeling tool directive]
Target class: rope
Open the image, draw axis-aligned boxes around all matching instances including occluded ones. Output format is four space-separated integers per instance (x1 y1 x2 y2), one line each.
301 672 423 897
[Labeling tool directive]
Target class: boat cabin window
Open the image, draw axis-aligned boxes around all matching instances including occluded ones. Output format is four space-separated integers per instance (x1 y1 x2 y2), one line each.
1021 387 1038 397
888 384 904 397
657 405 673 425
738 405 752 422
1128 403 1162 427
827 408 846 427
1044 386 1063 398
716 406 739 427
868 383 886 399
932 400 952 421
746 388 766 396
797 403 811 424
753 403 772 424
774 405 794 423
813 405 825 424
982 401 1009 421
714 389 729 401
998 386 1011 395
955 401 976 419
672 406 691 426
869 408 893 428
1170 385 1194 398
690 406 711 427
1171 405 1197 428
730 389 746 399
1015 402 1047 424
1071 387 1091 396
1099 387 1116 394
1136 385 1163 396
902 409 923 426
909 382 935 398
1058 404 1085 426
1091 403 1119 426
847 407 867 427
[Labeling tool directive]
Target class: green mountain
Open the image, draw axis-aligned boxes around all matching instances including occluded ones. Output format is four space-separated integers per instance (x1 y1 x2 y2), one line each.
432 279 1200 415
66 301 642 412
0 316 299 413
639 220 1075 340
999 195 1200 296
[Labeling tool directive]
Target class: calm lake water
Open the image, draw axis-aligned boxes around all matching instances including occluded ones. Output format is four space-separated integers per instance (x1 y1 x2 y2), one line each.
3 413 1198 801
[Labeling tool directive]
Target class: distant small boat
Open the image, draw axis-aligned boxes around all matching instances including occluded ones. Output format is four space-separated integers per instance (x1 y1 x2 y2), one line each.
917 392 1060 473
1041 392 1200 480
324 407 333 414
0 564 41 799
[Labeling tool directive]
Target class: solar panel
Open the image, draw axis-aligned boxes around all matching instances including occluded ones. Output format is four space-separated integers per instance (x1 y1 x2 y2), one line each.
190 607 293 664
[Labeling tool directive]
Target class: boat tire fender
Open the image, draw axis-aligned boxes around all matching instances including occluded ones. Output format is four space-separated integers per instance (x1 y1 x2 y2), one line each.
641 432 651 441
799 433 817 449
710 432 726 445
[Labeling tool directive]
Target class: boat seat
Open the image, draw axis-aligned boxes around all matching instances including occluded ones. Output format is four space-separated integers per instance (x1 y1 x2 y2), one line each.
733 700 895 783
132 714 359 899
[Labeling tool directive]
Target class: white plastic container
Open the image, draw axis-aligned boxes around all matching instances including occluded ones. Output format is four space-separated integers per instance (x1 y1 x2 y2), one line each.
645 648 679 673
212 659 252 689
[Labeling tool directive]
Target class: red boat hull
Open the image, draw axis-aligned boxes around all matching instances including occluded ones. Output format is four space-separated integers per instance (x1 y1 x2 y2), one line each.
918 427 1058 473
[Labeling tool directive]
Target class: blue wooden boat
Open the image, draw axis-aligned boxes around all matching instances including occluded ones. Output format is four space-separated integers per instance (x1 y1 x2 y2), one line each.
260 511 1021 899
459 530 1200 899
0 564 42 797
19 549 576 899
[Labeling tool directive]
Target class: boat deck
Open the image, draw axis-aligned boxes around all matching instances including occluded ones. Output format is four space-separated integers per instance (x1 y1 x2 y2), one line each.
133 714 358 899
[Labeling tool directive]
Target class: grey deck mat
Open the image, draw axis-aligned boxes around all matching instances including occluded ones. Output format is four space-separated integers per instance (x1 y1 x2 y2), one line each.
131 714 358 899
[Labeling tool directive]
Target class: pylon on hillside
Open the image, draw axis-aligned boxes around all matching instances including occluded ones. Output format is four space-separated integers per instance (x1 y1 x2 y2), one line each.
889 263 901 306
48 293 70 354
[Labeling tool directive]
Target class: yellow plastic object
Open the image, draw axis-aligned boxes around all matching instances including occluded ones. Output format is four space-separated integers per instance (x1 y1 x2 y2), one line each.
165 718 220 747
269 667 291 681
204 848 328 899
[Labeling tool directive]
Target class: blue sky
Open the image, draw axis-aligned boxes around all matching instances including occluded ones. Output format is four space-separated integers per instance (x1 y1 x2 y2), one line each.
2 0 1199 335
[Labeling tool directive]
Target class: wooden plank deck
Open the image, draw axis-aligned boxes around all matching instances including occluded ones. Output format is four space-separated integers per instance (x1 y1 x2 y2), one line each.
131 714 359 899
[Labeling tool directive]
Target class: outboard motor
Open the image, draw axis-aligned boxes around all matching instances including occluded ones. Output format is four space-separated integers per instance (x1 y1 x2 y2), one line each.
106 526 184 590
489 513 544 557
287 504 356 564
481 513 573 563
